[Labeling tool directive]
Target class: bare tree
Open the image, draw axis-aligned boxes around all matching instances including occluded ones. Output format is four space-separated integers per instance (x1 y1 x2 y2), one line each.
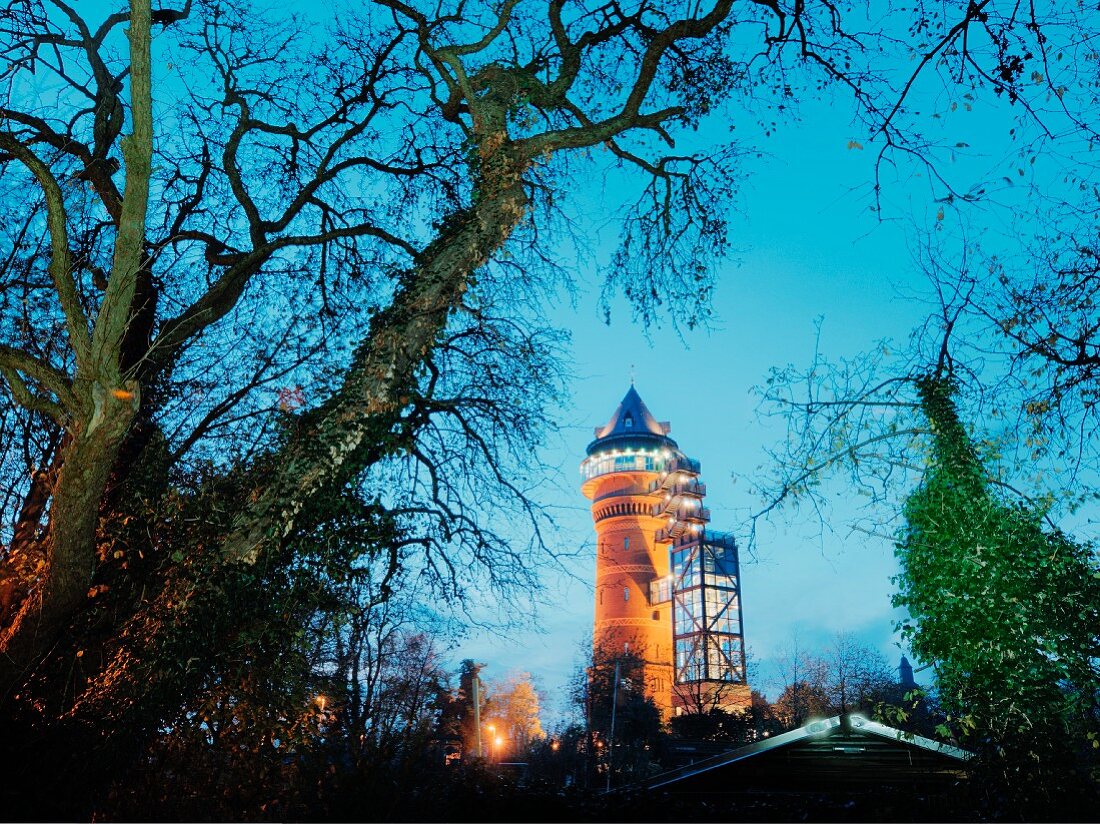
821 632 895 715
772 639 831 727
0 0 751 725
671 674 747 716
771 634 894 727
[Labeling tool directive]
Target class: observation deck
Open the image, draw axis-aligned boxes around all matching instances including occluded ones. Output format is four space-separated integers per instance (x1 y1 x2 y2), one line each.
650 455 702 492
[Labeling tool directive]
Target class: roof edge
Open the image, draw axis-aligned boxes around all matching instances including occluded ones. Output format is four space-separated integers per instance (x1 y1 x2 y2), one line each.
642 713 972 792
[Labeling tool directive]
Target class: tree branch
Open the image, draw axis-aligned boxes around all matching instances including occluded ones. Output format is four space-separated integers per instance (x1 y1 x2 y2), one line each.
0 345 78 413
0 134 91 366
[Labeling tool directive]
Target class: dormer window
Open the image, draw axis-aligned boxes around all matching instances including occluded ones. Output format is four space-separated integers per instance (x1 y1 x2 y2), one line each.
624 414 634 429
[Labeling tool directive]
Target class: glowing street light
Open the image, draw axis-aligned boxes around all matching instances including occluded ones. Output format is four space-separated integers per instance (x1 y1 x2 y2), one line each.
485 723 496 760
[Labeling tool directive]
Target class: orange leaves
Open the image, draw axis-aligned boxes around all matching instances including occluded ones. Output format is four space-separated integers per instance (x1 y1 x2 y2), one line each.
277 386 305 412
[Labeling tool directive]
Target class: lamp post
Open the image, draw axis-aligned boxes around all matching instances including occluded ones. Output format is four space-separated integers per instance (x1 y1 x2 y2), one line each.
472 674 482 758
606 658 621 792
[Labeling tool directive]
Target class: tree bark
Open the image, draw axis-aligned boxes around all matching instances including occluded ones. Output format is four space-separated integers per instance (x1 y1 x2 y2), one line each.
0 0 153 694
0 386 138 689
221 142 531 566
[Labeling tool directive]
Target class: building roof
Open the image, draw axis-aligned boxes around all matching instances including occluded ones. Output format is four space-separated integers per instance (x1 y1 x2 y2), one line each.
645 714 971 794
587 386 674 454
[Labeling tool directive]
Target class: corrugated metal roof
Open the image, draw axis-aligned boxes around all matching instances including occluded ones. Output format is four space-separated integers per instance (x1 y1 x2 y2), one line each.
646 714 971 792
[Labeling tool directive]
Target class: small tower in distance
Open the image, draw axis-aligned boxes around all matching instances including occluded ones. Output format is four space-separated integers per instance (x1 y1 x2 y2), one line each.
581 386 749 719
899 655 917 690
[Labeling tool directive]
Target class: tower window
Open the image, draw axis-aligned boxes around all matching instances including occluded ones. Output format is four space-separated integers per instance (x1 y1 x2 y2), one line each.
623 537 630 550
623 587 630 602
652 610 660 621
624 414 634 428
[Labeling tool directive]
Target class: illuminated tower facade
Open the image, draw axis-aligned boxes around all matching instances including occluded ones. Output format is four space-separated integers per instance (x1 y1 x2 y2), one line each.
581 386 749 720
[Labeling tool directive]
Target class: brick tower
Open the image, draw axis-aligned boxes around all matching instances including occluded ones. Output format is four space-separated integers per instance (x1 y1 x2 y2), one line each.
581 386 749 720
581 385 678 715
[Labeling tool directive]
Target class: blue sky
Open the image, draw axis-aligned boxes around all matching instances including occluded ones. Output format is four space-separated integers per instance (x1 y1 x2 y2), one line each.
455 37 1100 720
459 93 946 722
111 0 1086 727
421 5 1100 727
21 0 1096 737
108 0 1085 725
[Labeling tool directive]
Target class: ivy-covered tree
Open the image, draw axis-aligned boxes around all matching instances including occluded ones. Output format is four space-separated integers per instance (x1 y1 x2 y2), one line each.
895 375 1100 813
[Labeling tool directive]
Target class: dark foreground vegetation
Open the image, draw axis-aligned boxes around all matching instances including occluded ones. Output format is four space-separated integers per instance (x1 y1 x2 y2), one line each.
106 768 1094 824
89 721 1100 823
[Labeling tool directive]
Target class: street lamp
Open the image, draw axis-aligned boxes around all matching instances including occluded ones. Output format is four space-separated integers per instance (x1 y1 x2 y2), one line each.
494 735 503 763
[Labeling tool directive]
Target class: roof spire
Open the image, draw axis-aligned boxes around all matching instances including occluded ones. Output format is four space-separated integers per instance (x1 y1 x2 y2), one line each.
590 385 673 442
899 655 916 688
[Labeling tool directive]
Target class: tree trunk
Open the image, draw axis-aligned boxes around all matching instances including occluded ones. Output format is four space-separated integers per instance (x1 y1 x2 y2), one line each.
0 0 153 695
0 384 138 689
220 143 531 566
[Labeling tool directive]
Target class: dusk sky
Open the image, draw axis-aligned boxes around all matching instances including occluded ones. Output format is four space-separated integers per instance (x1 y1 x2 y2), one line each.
74 0 1084 727
78 0 997 720
455 39 1097 720
461 89 952 722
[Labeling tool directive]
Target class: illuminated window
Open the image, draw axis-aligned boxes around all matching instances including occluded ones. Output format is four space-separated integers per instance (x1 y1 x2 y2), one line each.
649 576 672 604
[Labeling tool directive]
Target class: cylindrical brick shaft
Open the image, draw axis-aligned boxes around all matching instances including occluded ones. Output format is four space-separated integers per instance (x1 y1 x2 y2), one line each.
581 386 679 718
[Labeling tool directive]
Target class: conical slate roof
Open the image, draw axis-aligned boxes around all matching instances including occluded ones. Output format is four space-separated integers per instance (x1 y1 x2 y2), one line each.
587 386 675 455
593 385 670 439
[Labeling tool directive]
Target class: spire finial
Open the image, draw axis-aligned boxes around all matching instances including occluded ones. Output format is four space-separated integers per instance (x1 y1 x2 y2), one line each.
629 364 635 385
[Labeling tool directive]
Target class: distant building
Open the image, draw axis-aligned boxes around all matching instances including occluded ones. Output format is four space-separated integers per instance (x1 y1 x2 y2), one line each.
899 655 917 689
581 385 750 719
